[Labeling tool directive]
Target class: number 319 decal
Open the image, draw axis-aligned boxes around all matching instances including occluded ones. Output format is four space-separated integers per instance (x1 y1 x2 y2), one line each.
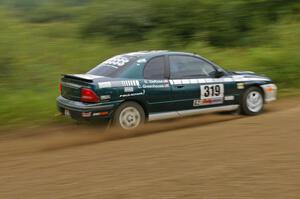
201 84 224 99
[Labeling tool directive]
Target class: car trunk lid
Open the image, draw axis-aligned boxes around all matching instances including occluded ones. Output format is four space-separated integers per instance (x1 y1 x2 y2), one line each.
61 74 102 102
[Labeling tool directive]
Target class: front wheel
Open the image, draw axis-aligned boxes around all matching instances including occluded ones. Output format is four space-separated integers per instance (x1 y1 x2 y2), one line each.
241 87 264 115
113 102 145 130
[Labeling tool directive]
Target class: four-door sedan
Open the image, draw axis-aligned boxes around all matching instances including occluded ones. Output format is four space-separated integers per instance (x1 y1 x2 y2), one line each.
57 51 277 130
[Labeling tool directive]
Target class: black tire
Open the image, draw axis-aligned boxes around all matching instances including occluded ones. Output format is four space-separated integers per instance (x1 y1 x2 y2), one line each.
113 102 145 130
241 87 264 115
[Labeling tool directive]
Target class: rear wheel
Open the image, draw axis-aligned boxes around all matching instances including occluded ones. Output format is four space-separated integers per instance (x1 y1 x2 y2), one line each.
113 102 145 130
241 87 264 115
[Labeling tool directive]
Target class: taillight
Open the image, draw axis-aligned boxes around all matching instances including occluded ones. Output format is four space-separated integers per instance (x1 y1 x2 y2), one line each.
81 88 100 103
59 83 62 94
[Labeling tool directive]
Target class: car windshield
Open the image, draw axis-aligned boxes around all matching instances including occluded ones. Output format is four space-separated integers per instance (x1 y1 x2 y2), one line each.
87 55 137 77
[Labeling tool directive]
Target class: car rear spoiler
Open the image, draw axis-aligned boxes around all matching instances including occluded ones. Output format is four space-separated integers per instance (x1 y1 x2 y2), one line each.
62 74 94 83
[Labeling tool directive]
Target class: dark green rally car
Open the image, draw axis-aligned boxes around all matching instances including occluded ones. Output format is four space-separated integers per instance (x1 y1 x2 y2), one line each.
57 51 277 130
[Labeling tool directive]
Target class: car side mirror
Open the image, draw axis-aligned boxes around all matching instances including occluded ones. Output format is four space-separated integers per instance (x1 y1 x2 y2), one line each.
215 70 225 78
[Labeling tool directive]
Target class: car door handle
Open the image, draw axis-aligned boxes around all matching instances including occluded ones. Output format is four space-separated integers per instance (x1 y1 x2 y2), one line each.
176 85 184 88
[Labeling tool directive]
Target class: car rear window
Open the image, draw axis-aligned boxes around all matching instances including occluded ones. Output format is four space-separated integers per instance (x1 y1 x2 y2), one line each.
87 55 137 77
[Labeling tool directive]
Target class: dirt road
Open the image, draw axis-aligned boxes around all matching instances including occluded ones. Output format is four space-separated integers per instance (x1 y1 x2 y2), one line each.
0 97 300 199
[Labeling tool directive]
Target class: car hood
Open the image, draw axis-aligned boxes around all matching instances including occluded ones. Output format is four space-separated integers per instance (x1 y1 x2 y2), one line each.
230 71 272 82
232 71 256 75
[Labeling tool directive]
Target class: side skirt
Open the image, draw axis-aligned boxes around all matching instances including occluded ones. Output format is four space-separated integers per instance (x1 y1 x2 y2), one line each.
148 105 240 122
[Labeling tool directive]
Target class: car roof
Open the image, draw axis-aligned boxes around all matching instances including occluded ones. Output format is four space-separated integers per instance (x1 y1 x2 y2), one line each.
121 50 199 59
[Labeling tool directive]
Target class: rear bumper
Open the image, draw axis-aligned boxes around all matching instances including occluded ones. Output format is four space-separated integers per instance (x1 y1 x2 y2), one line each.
56 96 114 121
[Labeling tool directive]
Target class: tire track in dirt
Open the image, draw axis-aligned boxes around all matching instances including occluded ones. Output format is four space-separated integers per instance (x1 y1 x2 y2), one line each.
0 114 242 156
0 96 298 157
0 97 299 199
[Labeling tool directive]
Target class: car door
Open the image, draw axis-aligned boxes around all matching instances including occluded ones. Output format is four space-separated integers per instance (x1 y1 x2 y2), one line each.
143 56 173 113
168 55 234 111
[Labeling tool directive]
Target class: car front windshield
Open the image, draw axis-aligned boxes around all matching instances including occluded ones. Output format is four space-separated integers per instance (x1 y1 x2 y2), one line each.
87 55 137 77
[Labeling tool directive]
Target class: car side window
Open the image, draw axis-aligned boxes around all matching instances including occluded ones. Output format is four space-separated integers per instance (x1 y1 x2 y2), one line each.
144 56 165 79
169 55 216 79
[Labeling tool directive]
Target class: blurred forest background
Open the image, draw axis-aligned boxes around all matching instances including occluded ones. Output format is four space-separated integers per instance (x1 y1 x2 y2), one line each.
0 0 299 128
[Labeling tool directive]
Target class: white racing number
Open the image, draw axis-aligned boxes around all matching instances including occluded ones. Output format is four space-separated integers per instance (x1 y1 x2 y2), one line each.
201 84 224 99
103 56 129 67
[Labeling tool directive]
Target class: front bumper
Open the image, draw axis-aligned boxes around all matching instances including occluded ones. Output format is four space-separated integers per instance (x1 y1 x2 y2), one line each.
56 96 115 121
261 84 278 102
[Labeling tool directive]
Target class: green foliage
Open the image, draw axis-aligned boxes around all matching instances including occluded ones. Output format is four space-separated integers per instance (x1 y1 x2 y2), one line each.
81 0 151 40
80 0 300 47
0 1 299 128
26 6 73 23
